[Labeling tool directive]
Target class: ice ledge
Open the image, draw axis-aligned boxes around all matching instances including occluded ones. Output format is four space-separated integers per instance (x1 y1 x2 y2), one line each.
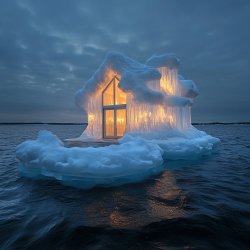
146 53 180 69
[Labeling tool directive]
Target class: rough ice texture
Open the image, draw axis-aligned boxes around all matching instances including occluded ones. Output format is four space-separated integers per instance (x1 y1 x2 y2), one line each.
179 80 199 98
16 131 164 189
75 51 164 108
75 51 195 109
15 51 217 189
146 53 180 69
78 52 197 139
16 129 219 189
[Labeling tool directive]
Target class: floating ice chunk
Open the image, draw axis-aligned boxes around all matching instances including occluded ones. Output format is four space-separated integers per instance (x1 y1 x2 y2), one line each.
16 129 219 189
121 126 220 160
153 136 219 160
16 131 164 189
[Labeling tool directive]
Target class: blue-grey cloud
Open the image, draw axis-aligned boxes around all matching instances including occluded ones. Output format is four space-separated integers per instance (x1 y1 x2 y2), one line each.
0 0 250 122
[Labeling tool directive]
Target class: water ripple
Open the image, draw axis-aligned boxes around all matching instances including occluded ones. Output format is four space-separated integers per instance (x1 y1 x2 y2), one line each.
0 124 250 249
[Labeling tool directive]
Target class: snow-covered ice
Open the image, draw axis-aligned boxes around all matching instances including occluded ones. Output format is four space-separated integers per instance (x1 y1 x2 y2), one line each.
16 128 219 189
16 131 164 189
16 51 220 189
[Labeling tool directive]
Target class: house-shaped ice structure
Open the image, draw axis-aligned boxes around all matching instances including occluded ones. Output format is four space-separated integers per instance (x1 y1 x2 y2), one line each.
16 52 219 188
75 52 199 140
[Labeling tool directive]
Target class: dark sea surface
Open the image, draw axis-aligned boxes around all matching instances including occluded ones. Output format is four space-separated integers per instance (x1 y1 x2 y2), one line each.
0 124 250 249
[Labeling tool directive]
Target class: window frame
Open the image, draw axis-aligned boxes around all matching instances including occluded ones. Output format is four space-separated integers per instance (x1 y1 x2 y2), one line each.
102 76 127 139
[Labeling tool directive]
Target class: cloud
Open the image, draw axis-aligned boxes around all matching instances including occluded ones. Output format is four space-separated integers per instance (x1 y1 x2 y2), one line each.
0 0 250 122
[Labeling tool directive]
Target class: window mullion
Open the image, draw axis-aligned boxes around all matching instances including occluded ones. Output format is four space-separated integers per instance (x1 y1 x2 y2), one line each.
113 78 116 105
113 79 116 136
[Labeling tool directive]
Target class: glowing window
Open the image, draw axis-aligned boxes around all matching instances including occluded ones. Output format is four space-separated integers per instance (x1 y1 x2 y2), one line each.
103 79 114 106
104 109 115 137
103 77 126 106
116 109 126 137
102 77 127 138
115 79 126 105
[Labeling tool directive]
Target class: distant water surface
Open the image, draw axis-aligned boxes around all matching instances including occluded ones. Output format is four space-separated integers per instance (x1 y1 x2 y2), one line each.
0 124 250 249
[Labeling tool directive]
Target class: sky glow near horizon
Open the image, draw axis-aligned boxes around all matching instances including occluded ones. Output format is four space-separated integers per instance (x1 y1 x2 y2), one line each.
0 0 249 123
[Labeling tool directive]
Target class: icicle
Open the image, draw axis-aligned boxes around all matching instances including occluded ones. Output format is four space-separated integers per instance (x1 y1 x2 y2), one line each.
82 66 192 139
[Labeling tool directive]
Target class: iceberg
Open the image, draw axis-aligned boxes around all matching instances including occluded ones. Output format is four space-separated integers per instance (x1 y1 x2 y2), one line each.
16 51 220 189
16 128 219 189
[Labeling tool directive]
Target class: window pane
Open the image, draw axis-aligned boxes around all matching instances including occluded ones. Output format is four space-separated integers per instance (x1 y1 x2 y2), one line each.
103 80 114 106
116 109 126 137
115 79 126 105
105 110 114 137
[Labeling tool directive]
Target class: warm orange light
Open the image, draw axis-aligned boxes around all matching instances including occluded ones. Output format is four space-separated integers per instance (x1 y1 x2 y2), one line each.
102 75 126 107
160 69 174 95
117 117 124 123
168 113 175 126
103 79 114 106
116 109 126 137
159 67 180 96
105 109 115 136
126 94 178 132
88 113 94 122
115 79 126 105
83 67 191 139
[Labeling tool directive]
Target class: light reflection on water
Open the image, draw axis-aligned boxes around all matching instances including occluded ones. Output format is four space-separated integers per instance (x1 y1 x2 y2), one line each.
48 170 186 230
0 124 250 249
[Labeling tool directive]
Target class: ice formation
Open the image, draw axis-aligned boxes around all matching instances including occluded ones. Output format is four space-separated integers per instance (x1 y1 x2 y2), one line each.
16 130 219 189
16 51 220 189
16 131 164 189
76 52 197 139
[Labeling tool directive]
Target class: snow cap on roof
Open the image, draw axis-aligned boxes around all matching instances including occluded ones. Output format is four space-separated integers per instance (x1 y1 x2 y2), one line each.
75 51 193 110
75 51 163 108
179 79 199 98
146 53 180 69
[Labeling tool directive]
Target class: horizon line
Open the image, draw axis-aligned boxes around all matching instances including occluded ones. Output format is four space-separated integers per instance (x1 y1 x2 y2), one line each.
0 122 250 125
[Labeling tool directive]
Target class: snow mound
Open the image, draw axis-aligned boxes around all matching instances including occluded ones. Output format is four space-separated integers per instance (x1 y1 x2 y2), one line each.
179 79 199 98
146 53 180 69
121 127 219 160
16 131 164 189
16 129 219 189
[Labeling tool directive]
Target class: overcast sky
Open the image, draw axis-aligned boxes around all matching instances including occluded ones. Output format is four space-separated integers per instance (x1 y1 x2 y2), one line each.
0 0 249 123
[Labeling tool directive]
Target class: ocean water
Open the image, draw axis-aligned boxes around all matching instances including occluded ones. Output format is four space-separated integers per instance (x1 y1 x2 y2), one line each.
0 124 250 249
